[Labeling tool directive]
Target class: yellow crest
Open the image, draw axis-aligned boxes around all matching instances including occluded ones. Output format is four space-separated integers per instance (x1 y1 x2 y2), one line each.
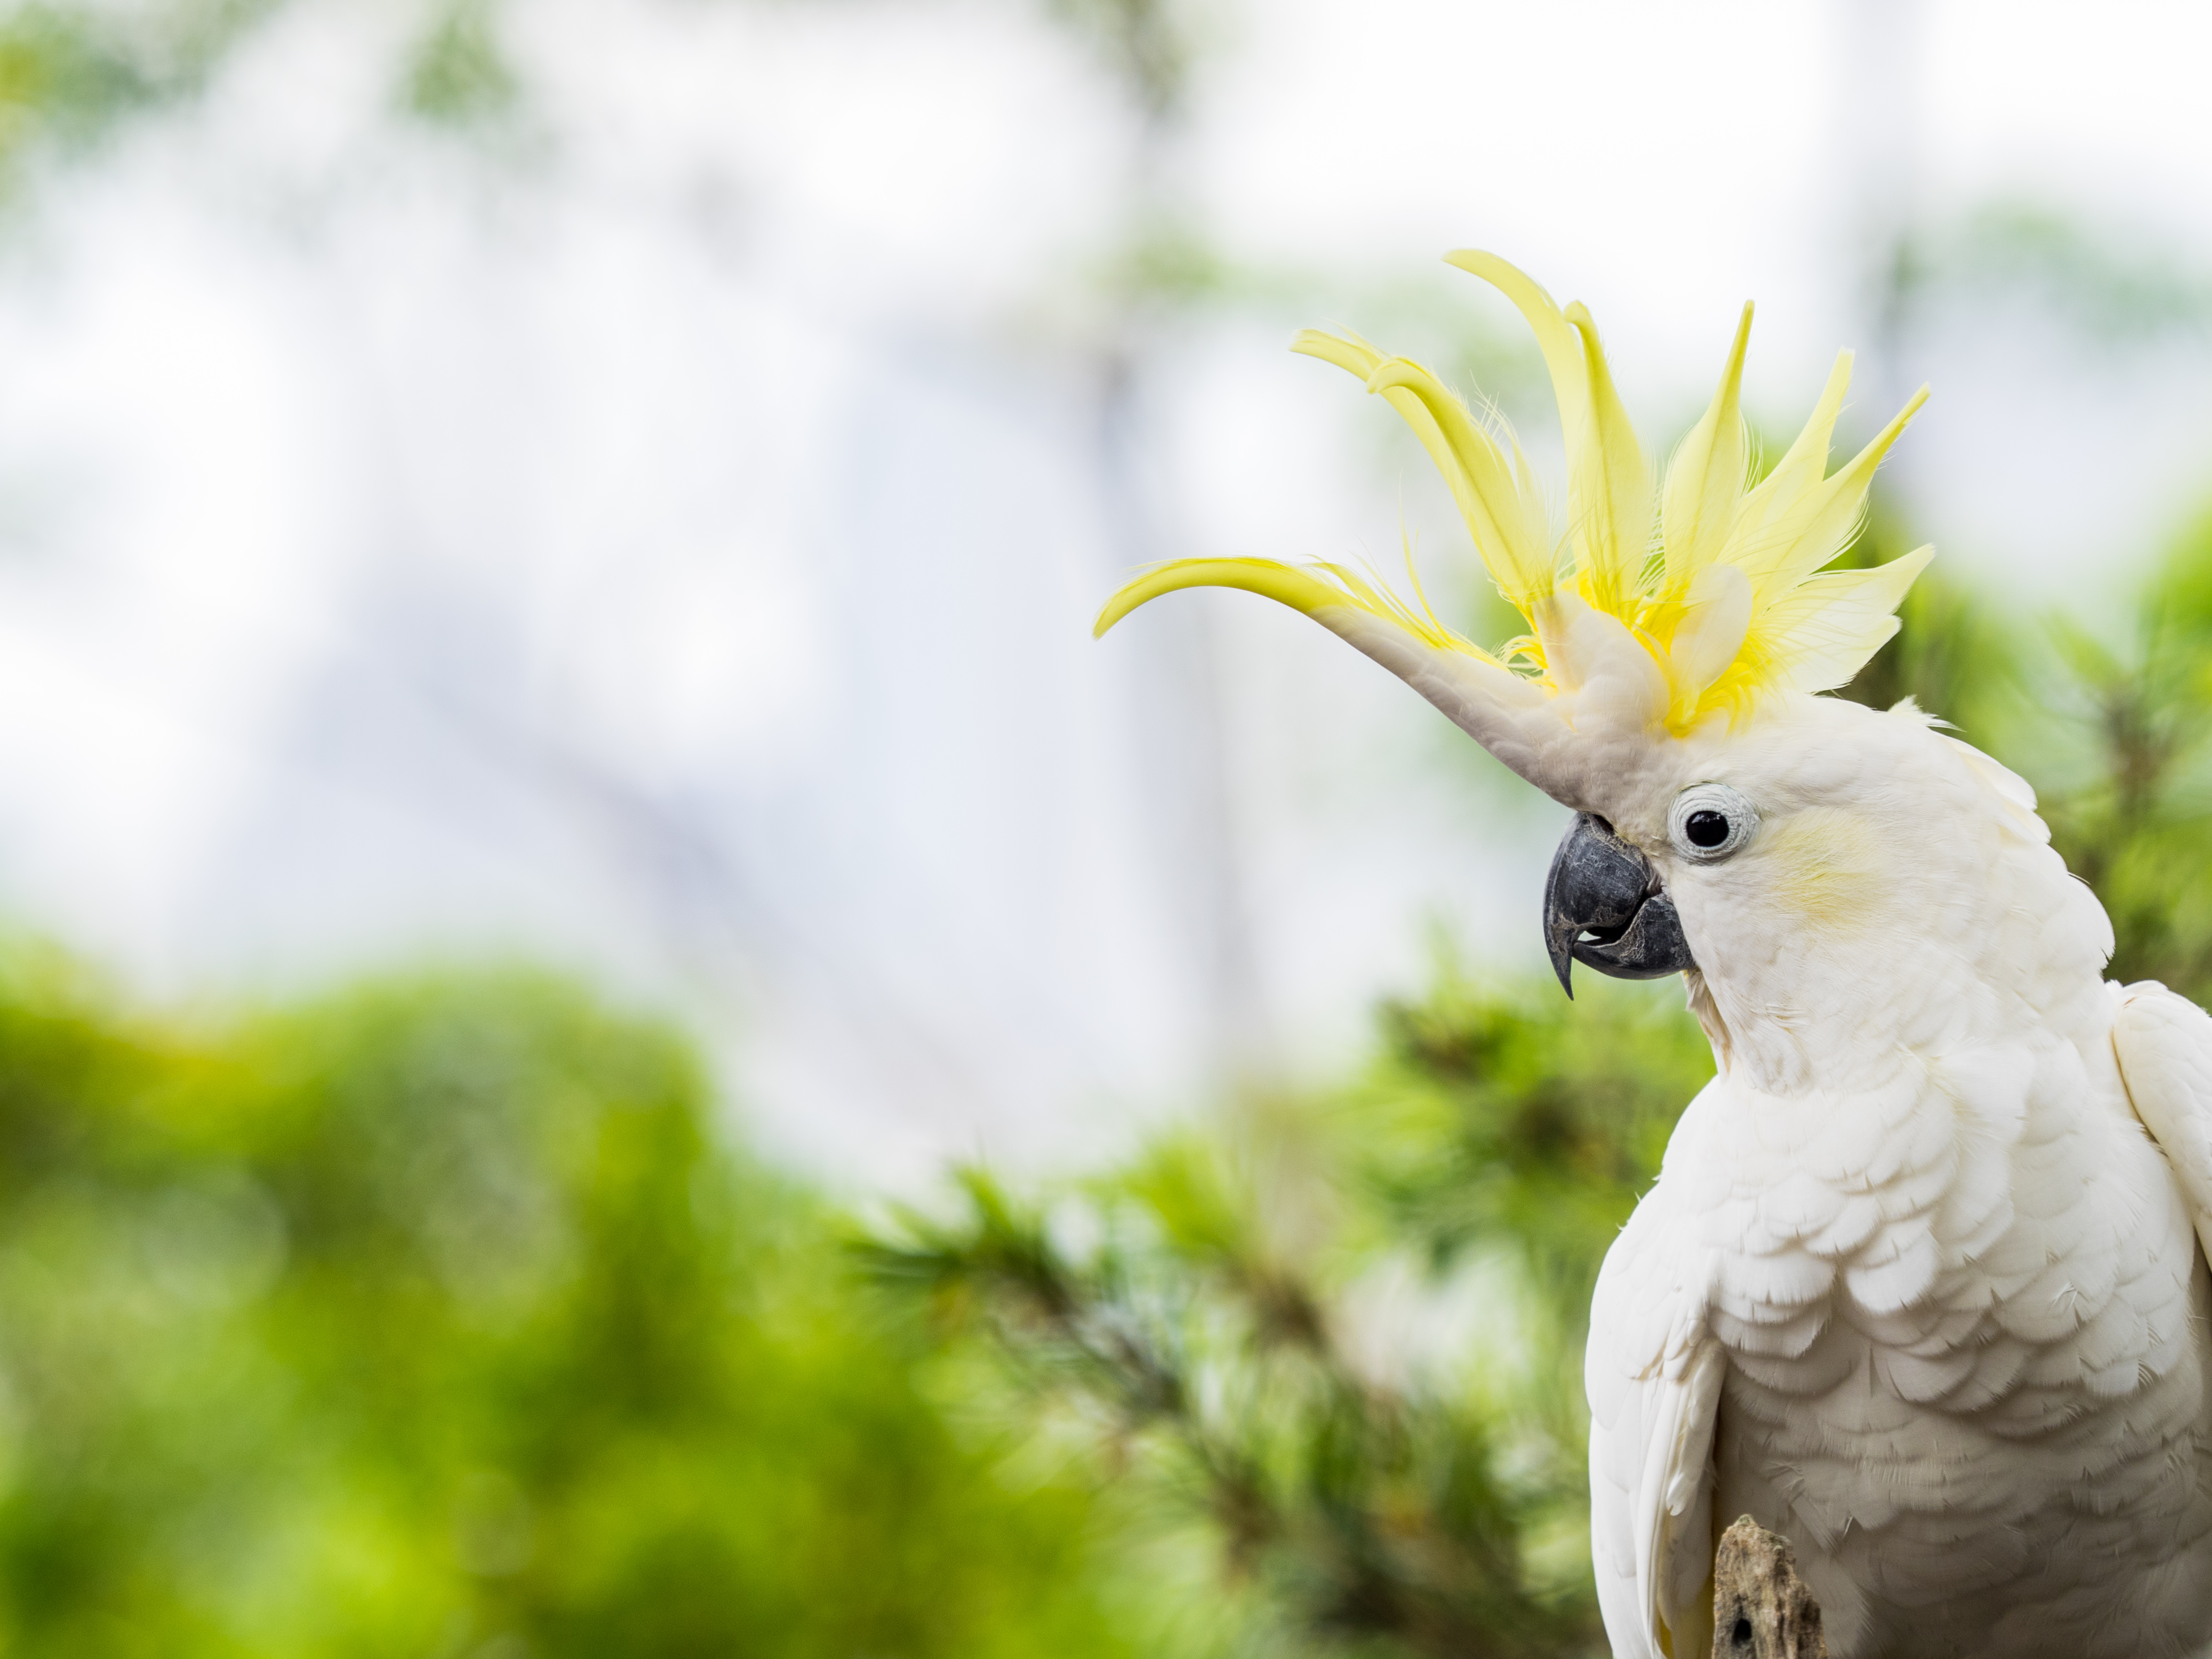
1095 252 1931 734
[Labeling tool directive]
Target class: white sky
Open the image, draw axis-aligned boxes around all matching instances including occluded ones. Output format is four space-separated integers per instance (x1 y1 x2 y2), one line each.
0 0 2205 1187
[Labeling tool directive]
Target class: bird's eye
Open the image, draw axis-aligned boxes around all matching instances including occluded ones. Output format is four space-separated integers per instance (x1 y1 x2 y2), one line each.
1668 783 1758 863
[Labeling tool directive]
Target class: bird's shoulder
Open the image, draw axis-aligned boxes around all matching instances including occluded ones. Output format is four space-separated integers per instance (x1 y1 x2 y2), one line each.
1590 1085 1725 1389
1586 1084 1730 1659
2113 979 2212 1272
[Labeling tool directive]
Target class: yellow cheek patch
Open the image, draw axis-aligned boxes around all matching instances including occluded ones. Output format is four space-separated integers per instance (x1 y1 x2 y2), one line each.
1754 808 1883 932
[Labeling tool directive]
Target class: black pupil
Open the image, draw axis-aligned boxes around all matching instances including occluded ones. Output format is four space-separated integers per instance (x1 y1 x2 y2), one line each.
1685 808 1731 849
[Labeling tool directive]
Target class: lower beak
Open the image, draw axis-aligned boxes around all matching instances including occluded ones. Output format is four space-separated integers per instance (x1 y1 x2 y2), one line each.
1543 814 1697 997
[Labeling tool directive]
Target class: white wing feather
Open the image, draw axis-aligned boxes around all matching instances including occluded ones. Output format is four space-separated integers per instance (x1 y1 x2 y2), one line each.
1587 1167 1721 1659
2113 980 2212 1272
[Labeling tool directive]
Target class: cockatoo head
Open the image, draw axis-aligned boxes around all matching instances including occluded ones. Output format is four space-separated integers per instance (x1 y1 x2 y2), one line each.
1095 253 1985 1063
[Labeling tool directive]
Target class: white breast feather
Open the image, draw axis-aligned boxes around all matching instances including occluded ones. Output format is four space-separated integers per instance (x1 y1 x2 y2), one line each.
1592 899 2212 1653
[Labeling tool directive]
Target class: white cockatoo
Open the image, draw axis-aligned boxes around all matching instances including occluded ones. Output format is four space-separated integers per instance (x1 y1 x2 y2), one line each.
1096 252 2212 1659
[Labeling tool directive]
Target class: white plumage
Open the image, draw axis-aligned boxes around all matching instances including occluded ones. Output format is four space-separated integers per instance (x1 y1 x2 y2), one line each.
1588 697 2212 1659
1095 250 2212 1657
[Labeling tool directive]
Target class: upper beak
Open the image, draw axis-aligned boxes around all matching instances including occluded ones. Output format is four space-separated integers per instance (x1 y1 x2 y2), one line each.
1543 813 1697 997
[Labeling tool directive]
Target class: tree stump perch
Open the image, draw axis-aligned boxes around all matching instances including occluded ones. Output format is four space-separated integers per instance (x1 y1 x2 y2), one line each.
1711 1515 1829 1659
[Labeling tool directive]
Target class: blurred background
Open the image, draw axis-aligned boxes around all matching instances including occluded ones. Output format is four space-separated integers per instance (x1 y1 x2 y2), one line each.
0 0 2208 1653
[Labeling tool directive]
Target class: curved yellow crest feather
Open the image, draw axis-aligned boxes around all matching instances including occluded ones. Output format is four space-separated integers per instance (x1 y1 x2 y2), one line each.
1095 252 1931 734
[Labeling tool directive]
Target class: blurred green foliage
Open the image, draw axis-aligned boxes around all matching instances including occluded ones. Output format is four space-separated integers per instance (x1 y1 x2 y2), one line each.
402 0 519 130
12 481 2210 1658
1359 967 1714 1305
0 0 1202 184
0 0 527 181
867 974 1711 1659
0 956 1143 1658
0 0 293 173
2035 506 2212 998
1896 200 2212 346
1043 0 1201 124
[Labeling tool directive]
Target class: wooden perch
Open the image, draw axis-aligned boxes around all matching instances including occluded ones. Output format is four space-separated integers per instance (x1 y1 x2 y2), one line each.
1711 1515 1829 1659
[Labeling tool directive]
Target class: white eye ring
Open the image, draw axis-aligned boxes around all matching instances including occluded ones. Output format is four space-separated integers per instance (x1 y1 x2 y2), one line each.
1669 783 1759 862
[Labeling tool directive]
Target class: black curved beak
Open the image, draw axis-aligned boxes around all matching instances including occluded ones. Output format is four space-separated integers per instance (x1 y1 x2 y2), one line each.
1543 814 1697 997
